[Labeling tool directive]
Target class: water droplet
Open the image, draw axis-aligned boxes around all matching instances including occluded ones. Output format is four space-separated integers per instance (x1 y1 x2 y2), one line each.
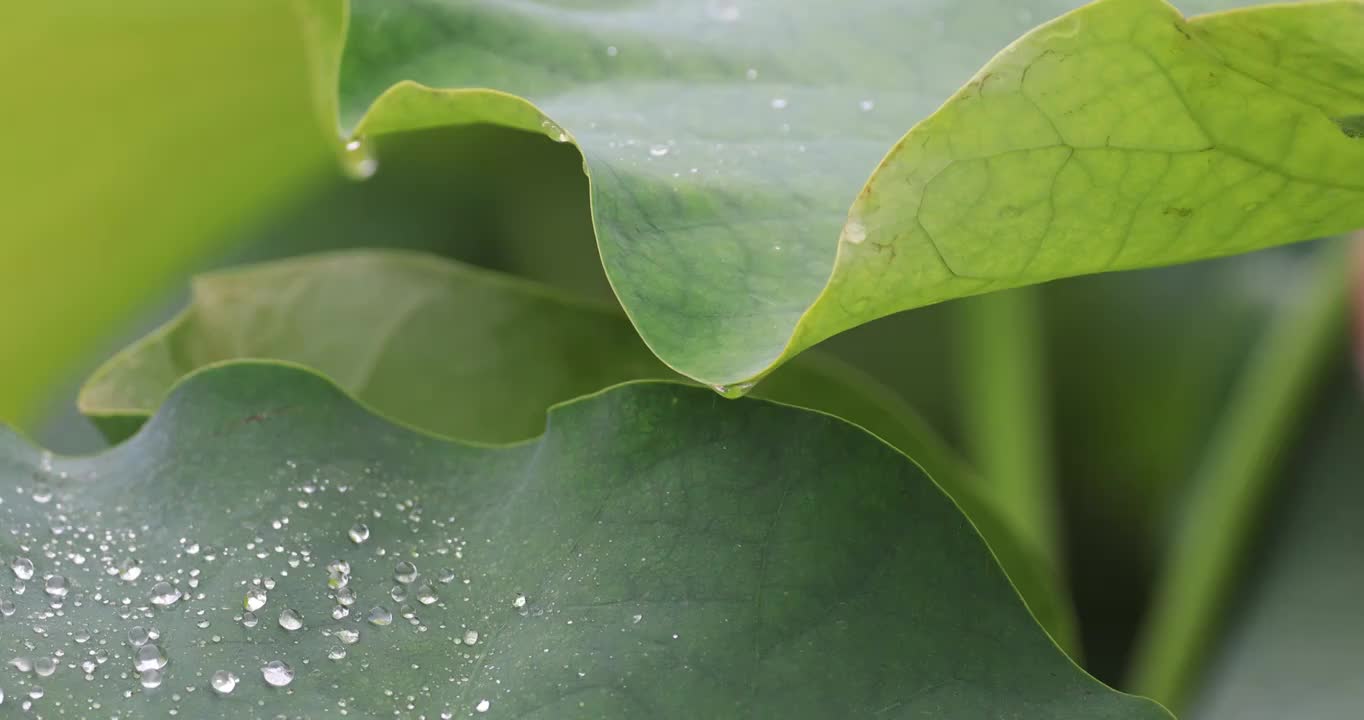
632 614 643 624
43 575 68 598
462 629 479 646
81 659 96 674
771 98 788 110
117 558 141 581
859 99 875 112
128 626 150 647
261 660 294 687
366 606 393 626
649 145 670 158
11 558 33 581
9 657 33 673
605 45 618 57
347 523 370 544
133 644 167 672
512 594 527 609
415 583 438 605
140 668 163 689
241 612 259 629
31 483 52 504
476 699 491 713
342 137 378 181
841 219 867 245
335 586 356 606
335 628 360 645
33 657 55 677
540 119 569 143
244 587 267 612
745 68 758 81
711 381 756 399
393 561 418 584
331 605 350 620
0 598 14 616
327 645 346 661
149 581 180 607
278 608 303 631
327 559 351 575
705 0 740 22
211 670 238 695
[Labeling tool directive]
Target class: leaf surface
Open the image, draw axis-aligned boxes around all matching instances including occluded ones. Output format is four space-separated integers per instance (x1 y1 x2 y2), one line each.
2 363 1157 718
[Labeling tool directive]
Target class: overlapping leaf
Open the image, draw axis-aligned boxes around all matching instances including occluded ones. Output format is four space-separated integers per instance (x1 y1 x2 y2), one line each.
341 0 1364 389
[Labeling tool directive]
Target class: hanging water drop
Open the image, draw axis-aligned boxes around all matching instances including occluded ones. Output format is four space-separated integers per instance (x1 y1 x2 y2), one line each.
261 660 294 687
341 137 378 181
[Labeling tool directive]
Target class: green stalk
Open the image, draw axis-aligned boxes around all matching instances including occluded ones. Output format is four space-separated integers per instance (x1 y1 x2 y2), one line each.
959 287 1064 606
1127 237 1354 710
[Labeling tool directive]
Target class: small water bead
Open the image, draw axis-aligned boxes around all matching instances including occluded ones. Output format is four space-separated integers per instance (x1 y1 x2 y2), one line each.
262 577 277 590
393 561 418 584
210 670 238 695
117 558 141 581
476 699 491 713
43 575 68 598
244 587 268 612
241 612 259 629
462 630 479 646
335 587 356 606
80 660 96 674
9 657 33 673
415 583 438 606
33 657 55 677
128 626 150 647
327 559 351 575
512 594 527 609
11 558 34 581
327 645 346 661
335 629 360 645
366 606 393 626
140 668 163 689
331 605 349 620
437 568 457 584
770 97 788 110
278 608 303 631
150 582 180 607
389 585 408 603
649 145 670 158
133 644 167 672
859 99 875 112
261 660 294 687
745 68 758 80
29 686 43 700
605 45 618 57
347 523 370 544
31 483 52 504
0 598 14 616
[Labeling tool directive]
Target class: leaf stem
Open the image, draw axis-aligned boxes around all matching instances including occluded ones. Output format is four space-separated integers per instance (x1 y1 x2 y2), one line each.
1127 237 1354 710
